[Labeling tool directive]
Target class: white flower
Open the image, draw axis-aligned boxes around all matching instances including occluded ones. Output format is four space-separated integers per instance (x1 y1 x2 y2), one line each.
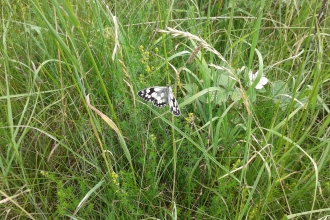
248 70 268 89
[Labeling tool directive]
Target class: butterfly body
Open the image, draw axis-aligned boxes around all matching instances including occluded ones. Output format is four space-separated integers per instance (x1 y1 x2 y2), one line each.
137 85 181 116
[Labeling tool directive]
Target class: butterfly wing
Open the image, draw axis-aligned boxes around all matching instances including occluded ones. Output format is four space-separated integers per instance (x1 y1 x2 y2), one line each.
138 85 181 116
168 87 181 116
137 86 168 108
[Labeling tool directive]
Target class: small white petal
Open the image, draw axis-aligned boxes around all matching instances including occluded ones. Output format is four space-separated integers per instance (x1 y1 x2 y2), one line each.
248 70 256 81
260 77 268 85
248 71 268 89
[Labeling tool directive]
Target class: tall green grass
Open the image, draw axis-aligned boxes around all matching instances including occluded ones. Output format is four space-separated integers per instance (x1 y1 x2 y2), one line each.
1 0 330 219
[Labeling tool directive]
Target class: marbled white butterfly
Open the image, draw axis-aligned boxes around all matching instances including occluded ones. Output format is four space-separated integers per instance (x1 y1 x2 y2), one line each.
137 85 181 116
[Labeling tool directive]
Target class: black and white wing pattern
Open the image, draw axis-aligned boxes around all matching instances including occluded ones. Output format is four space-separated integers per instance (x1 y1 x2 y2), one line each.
168 88 181 116
137 85 181 116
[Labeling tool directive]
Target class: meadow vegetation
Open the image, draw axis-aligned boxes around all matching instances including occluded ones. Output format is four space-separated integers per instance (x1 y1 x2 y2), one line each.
1 0 330 219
